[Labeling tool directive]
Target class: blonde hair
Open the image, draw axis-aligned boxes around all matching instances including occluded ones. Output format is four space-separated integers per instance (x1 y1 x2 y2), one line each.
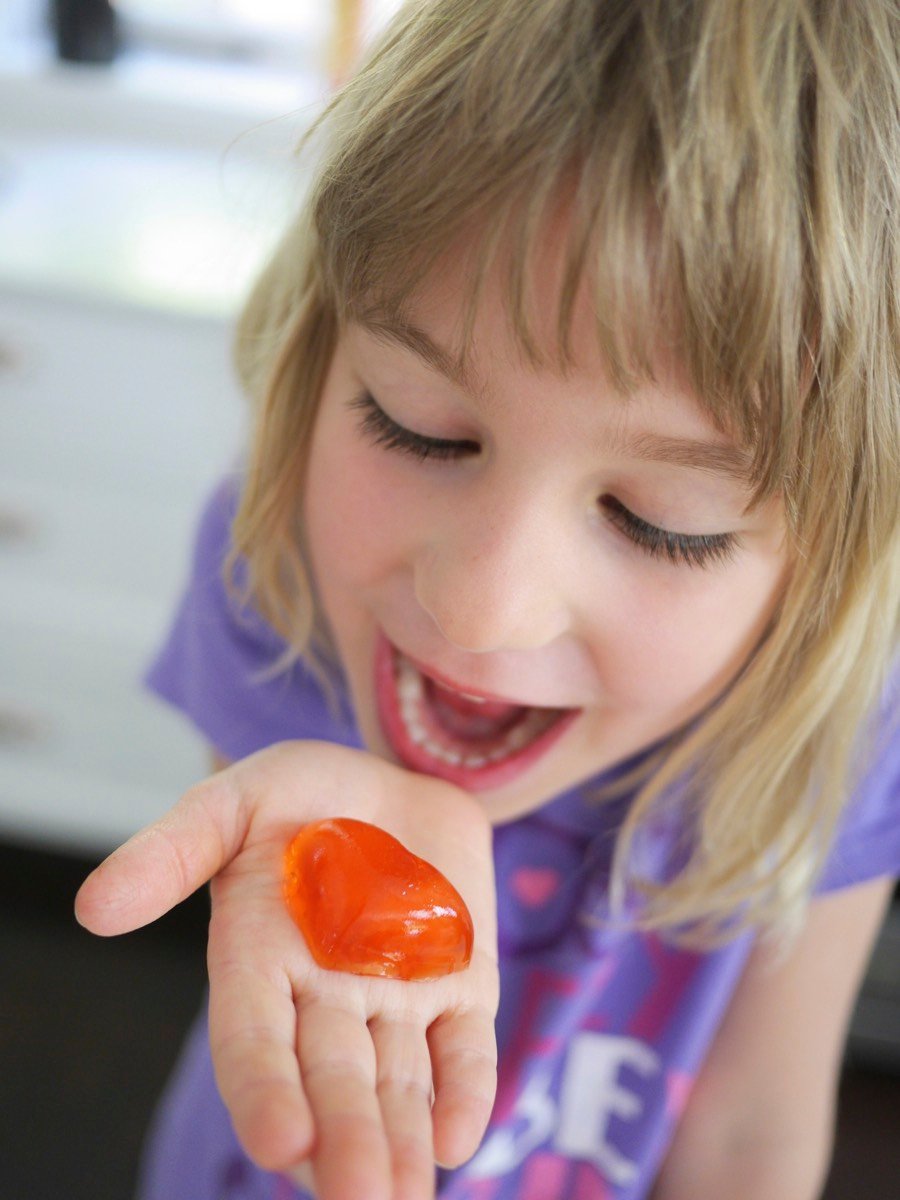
232 0 899 942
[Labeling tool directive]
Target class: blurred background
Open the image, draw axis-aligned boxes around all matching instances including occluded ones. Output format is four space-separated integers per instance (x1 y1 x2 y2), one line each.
0 1 897 1197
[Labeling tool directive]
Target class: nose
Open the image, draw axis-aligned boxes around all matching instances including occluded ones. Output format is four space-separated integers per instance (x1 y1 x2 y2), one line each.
413 487 572 653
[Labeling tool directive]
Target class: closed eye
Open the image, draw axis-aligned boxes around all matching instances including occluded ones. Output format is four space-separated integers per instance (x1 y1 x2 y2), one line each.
350 391 737 570
600 495 738 569
350 391 479 461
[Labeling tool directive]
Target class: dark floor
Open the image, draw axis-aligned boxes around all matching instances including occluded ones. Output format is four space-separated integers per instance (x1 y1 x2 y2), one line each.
1 837 898 1200
0 839 209 1200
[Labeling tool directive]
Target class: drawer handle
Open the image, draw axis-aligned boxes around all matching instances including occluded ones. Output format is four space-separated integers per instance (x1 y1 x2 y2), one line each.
0 705 52 746
0 506 41 545
0 340 21 372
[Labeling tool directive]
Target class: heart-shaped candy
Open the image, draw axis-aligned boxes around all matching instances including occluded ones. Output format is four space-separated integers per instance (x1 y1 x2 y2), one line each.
283 817 474 981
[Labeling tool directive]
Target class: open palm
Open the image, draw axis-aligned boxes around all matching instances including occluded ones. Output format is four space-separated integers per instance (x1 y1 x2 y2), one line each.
76 741 500 1200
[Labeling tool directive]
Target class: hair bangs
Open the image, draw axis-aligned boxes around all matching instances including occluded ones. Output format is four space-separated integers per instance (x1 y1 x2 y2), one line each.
316 166 794 519
308 2 817 520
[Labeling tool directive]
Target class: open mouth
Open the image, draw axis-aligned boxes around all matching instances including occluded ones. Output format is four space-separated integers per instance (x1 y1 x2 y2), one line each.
375 634 579 791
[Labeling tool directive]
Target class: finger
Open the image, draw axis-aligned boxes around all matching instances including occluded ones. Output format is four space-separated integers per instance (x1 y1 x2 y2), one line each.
74 773 246 935
297 998 391 1200
428 1006 498 1168
369 1015 437 1200
209 956 315 1172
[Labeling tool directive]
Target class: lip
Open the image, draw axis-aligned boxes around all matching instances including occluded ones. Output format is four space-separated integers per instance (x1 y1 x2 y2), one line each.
398 647 564 708
374 632 580 791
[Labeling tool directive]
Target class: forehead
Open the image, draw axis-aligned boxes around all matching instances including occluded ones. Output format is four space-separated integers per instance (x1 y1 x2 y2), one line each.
356 202 703 417
341 183 787 507
349 236 756 489
355 189 699 409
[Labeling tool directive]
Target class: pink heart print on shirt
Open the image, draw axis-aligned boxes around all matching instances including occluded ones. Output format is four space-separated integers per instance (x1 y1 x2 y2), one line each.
510 866 562 908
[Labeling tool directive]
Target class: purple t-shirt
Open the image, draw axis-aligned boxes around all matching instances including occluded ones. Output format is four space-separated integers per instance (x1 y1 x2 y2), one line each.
138 477 900 1200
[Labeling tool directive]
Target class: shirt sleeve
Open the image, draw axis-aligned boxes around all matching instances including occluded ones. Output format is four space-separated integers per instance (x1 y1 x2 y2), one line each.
817 670 900 893
143 474 361 762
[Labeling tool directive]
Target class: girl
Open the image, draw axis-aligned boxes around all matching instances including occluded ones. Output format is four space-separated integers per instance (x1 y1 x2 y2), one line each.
76 2 900 1198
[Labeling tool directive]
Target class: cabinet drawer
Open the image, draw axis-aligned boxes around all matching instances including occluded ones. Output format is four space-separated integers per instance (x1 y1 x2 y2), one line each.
0 287 249 850
0 600 209 851
0 292 246 498
0 753 205 855
1 472 222 608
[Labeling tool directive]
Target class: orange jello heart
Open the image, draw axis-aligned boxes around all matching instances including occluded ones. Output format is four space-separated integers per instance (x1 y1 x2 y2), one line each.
283 818 474 981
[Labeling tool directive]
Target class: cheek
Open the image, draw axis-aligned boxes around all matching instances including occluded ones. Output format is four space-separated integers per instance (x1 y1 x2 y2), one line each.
606 563 784 712
304 431 409 592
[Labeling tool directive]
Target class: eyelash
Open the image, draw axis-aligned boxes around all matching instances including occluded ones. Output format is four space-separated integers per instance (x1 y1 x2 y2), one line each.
350 390 738 569
599 496 736 569
349 391 479 461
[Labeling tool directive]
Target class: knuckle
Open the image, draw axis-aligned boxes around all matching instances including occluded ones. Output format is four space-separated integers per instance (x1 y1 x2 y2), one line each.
303 1054 376 1093
378 1073 433 1106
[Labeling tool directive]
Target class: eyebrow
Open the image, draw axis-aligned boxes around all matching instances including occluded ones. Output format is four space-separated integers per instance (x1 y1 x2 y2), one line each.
615 431 754 481
355 315 484 394
355 316 752 482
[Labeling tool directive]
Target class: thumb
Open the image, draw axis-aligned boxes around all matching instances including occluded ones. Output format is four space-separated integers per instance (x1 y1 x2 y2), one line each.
75 771 247 937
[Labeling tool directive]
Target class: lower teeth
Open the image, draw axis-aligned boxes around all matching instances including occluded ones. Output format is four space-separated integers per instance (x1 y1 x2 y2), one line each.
394 654 555 768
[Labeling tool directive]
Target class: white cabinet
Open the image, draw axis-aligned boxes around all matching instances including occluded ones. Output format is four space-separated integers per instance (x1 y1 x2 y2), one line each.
0 288 247 852
0 55 304 854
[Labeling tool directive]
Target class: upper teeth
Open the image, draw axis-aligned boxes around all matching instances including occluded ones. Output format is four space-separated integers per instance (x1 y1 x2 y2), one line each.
393 652 557 769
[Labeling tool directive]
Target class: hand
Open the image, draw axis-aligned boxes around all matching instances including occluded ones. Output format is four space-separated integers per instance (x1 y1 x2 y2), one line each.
75 740 500 1200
